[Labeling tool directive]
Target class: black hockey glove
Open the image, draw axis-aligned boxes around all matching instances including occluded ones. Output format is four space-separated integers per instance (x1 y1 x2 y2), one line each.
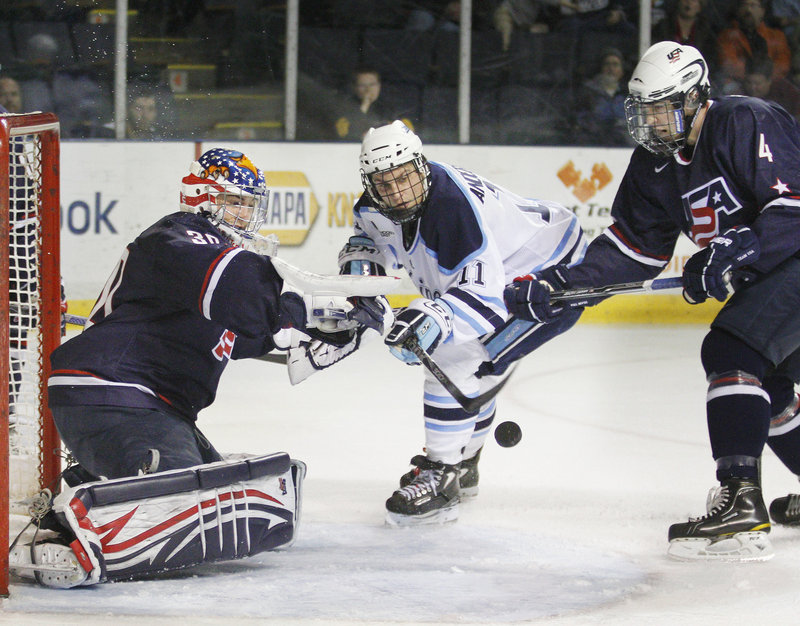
682 226 760 304
503 264 571 323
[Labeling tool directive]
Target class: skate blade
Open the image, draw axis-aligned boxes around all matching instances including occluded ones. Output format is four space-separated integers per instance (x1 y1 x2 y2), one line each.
385 504 459 527
667 531 775 562
459 486 479 499
9 543 89 588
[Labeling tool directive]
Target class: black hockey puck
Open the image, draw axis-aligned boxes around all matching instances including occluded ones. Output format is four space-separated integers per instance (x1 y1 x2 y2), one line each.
494 421 522 448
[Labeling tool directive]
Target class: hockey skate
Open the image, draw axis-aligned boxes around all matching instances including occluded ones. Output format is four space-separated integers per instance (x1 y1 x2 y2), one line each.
386 455 460 526
399 448 482 498
667 478 774 562
9 540 89 588
769 494 800 526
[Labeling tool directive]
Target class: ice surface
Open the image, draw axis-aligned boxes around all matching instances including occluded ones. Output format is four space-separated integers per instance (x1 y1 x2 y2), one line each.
5 325 800 625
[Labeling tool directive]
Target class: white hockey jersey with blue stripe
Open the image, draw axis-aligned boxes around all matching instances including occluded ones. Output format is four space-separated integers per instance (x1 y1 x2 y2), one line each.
352 161 585 345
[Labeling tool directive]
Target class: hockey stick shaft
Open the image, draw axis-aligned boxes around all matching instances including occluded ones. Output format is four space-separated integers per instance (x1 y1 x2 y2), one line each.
549 276 683 308
403 336 511 413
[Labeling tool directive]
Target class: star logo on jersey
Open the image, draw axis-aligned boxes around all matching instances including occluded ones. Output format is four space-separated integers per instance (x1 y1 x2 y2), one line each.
772 178 790 194
682 177 743 247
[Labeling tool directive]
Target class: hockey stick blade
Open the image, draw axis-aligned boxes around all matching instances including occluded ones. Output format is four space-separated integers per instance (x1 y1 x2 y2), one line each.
270 256 401 298
403 337 511 413
549 276 683 308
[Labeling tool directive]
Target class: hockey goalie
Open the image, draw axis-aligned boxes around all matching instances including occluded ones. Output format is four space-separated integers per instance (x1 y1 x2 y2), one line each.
9 147 396 587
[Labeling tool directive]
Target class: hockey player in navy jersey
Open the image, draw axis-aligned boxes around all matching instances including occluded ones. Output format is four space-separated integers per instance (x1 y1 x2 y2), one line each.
505 42 800 561
338 121 588 525
9 148 387 587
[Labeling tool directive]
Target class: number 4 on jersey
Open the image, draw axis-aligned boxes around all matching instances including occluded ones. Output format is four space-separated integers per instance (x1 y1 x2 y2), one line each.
759 133 773 163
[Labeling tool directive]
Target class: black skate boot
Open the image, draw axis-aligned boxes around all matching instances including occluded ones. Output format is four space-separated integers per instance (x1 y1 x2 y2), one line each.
386 455 460 526
458 447 482 498
667 478 773 561
399 447 482 498
769 494 800 526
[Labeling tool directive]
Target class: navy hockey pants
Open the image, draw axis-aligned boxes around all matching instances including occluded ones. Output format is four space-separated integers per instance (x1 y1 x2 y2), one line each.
52 405 223 479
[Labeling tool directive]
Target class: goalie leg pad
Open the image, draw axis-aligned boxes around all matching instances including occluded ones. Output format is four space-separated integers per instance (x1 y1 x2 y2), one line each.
38 452 305 586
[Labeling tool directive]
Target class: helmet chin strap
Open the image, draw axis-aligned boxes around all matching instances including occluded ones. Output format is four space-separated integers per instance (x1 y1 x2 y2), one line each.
685 100 712 149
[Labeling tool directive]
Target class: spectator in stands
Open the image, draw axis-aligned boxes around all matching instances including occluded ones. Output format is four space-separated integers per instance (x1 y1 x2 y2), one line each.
556 0 638 38
742 54 800 119
652 0 717 71
493 0 556 51
407 1 482 32
332 67 392 141
771 0 800 40
573 46 635 146
18 33 112 138
717 0 792 92
0 75 23 113
126 83 168 140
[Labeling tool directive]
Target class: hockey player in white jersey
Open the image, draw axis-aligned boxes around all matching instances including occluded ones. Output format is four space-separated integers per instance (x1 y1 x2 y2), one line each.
338 121 588 525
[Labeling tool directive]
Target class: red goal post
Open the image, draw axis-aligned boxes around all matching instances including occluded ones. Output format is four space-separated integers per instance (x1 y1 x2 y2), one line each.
0 112 61 596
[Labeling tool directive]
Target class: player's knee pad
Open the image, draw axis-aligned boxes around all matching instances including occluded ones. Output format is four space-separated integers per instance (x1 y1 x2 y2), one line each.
700 328 770 380
49 452 305 585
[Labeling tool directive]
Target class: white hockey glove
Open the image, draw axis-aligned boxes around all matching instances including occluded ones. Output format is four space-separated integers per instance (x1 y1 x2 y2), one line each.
384 297 453 365
286 296 394 384
338 235 386 276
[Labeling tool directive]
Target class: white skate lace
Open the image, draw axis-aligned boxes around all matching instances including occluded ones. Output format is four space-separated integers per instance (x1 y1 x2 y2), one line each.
397 469 442 500
688 485 731 522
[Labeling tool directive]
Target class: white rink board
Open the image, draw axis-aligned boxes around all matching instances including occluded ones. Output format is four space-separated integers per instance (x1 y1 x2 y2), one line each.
60 142 697 301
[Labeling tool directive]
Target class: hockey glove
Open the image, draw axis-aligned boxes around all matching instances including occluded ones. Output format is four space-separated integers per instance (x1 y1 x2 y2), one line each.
682 226 760 304
503 264 571 323
338 235 386 276
385 298 453 364
286 300 392 384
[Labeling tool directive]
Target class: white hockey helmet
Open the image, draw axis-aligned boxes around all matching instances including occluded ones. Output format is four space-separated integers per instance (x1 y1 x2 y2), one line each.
179 147 270 235
359 120 431 224
624 42 711 156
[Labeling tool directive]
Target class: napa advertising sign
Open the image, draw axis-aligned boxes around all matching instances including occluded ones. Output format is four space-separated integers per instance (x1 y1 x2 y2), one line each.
59 141 694 303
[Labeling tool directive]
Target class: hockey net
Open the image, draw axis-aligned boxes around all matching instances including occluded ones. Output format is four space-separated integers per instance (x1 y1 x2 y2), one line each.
1 112 61 596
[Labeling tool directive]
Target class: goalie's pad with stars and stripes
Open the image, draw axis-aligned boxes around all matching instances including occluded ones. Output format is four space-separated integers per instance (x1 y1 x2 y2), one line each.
10 452 305 587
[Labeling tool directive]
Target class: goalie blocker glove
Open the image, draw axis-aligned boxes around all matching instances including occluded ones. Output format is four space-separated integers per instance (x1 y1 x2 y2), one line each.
503 264 572 323
385 298 453 364
682 226 760 304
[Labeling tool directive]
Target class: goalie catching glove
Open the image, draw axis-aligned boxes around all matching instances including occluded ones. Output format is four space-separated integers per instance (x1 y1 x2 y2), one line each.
682 226 760 304
385 298 453 364
503 264 572 323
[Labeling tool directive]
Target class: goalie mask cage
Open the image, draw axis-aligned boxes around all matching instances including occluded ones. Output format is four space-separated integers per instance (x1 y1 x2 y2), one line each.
0 112 61 596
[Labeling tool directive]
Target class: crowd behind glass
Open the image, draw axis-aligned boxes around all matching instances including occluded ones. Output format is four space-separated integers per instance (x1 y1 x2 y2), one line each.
1 0 799 145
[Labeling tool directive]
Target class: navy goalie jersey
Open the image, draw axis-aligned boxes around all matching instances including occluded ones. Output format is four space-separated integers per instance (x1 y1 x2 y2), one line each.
571 96 800 288
49 212 287 421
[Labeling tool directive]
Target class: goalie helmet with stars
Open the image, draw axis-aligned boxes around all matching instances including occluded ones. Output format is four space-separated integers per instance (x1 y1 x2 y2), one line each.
179 147 270 235
359 120 431 224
